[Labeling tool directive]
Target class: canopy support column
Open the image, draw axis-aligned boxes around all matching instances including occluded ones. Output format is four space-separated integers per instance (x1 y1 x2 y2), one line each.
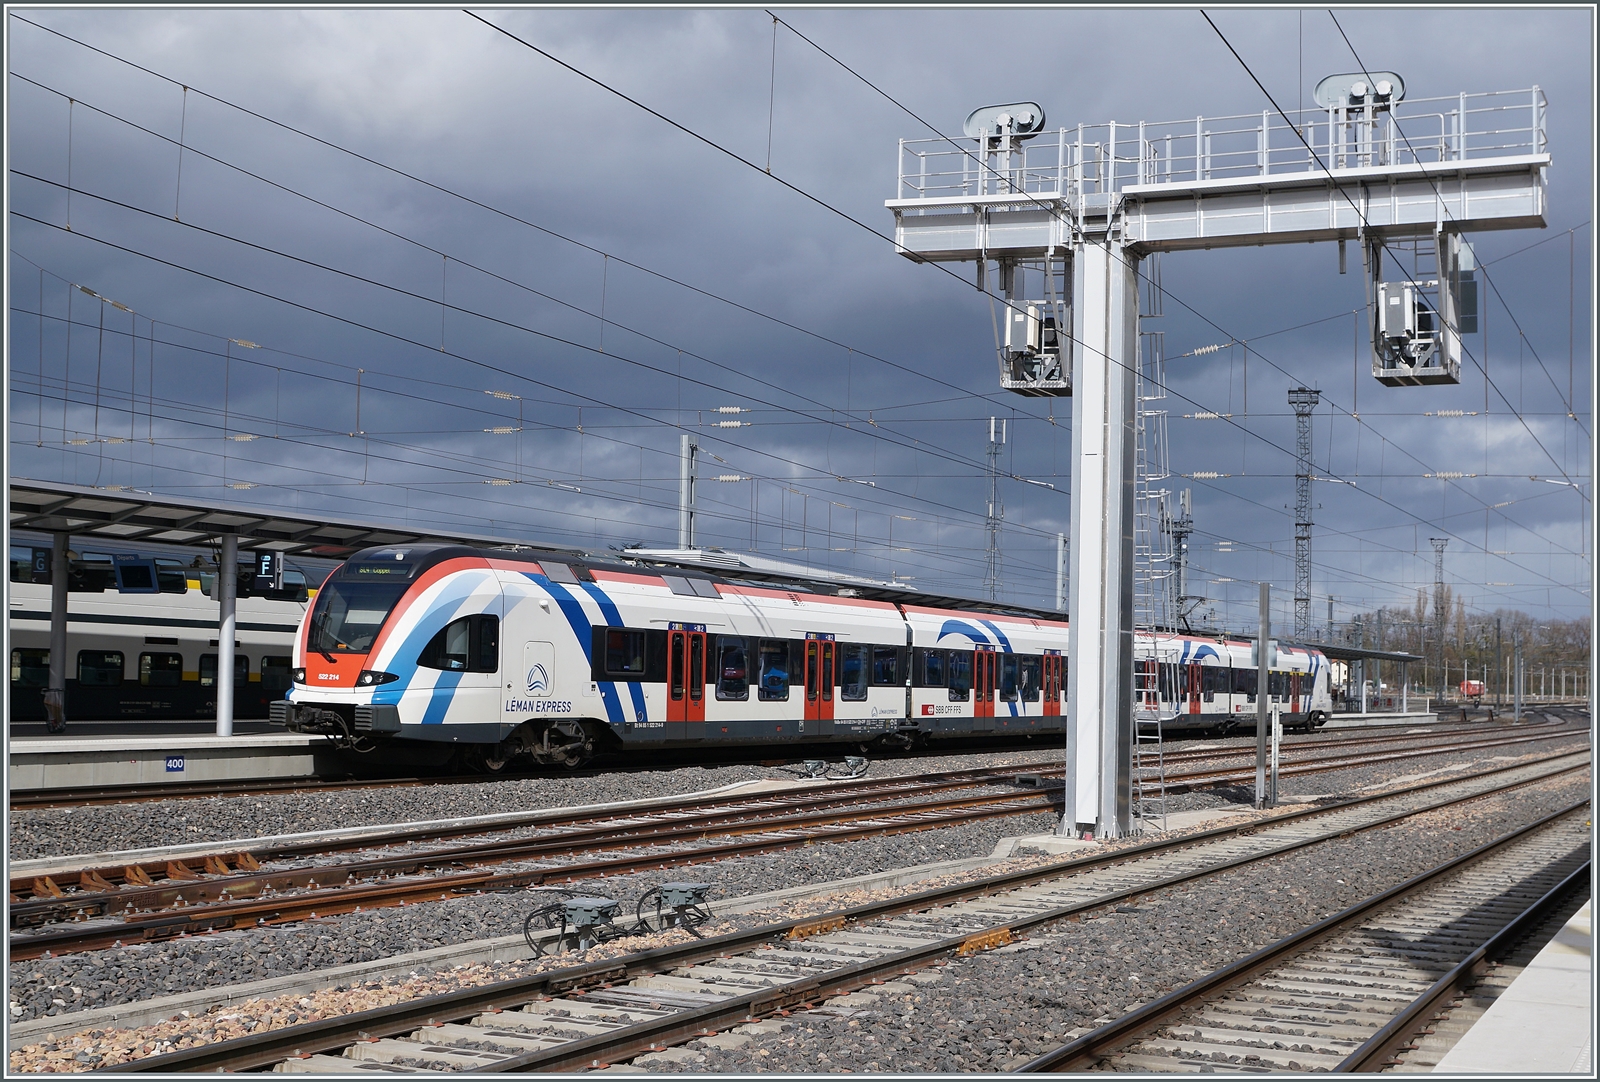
217 533 238 737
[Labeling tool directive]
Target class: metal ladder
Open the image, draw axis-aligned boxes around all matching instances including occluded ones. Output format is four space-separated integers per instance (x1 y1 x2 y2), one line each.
1132 657 1168 831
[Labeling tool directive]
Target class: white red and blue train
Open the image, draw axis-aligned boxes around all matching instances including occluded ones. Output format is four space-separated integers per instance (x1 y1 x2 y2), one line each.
273 543 1332 768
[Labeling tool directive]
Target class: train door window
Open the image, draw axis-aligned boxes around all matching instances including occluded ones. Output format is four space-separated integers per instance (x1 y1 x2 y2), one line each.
820 641 835 703
871 645 900 686
10 648 49 686
999 654 1020 701
688 634 704 702
77 650 124 687
1018 656 1041 702
840 643 868 701
919 648 945 688
668 633 685 701
757 639 790 701
804 642 819 703
473 616 499 673
715 636 749 700
261 656 293 692
139 652 183 687
947 651 972 701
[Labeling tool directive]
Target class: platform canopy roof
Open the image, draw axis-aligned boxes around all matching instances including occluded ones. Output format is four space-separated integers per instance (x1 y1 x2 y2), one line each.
7 478 568 560
1296 641 1424 665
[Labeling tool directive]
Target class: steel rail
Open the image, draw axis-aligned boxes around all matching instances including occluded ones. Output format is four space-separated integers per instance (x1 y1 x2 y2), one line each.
10 758 1060 898
1334 858 1592 1072
20 720 1582 906
1017 805 1590 1072
98 753 1589 1074
9 714 1567 810
9 791 1057 958
15 723 1584 944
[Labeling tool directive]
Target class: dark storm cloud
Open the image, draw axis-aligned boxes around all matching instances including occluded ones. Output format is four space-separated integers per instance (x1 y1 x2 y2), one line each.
6 7 1592 623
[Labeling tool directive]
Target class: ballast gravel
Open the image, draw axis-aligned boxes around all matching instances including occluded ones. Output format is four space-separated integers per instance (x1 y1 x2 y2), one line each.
6 810 1066 1024
7 768 1586 1073
10 722 1572 861
635 771 1590 1075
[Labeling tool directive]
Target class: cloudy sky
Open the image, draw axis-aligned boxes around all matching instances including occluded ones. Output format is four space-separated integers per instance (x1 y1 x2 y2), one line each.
6 6 1592 630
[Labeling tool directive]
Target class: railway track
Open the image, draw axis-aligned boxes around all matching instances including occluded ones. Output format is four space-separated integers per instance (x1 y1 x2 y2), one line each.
1020 812 1590 1072
8 715 1569 810
12 727 1588 959
97 751 1588 1073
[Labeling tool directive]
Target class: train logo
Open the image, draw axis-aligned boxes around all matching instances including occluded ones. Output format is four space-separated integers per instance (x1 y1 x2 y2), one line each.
526 664 550 696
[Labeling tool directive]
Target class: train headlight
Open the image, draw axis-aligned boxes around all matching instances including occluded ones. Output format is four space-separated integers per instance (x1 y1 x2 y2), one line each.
357 670 399 686
292 667 307 684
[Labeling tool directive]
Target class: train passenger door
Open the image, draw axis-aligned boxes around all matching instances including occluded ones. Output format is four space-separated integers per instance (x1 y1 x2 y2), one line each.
1042 652 1062 717
1186 664 1201 714
667 625 706 737
973 647 996 726
804 635 835 735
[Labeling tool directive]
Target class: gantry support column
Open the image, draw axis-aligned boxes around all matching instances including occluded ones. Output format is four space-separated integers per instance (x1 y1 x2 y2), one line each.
1064 236 1138 839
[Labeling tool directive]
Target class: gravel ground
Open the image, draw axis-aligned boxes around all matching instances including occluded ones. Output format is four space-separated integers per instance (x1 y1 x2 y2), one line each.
635 771 1591 1074
5 810 1065 1024
9 746 1066 862
8 766 1585 1073
10 724 1580 862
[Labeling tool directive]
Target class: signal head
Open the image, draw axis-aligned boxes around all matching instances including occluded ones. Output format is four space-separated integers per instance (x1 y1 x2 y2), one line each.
963 101 1048 140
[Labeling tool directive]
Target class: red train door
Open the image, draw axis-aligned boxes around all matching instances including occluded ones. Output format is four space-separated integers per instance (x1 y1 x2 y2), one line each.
974 648 996 719
1042 653 1062 717
1186 663 1201 714
667 626 706 726
804 636 835 726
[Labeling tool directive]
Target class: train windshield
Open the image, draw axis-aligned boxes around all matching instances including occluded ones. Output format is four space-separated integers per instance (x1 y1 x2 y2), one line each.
307 579 411 653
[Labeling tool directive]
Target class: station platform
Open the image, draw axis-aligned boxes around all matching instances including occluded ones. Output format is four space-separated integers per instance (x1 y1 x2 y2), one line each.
1322 710 1441 729
1432 899 1592 1074
8 733 337 791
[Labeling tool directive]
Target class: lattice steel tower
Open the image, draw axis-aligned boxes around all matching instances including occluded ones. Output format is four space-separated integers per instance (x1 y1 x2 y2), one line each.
984 417 1006 600
1288 388 1321 639
1431 538 1448 694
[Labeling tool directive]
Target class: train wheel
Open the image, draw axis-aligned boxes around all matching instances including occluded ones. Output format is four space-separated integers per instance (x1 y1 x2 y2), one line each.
465 744 512 774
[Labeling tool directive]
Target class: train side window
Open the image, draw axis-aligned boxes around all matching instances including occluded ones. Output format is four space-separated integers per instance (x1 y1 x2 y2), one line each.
1232 668 1258 700
199 654 249 687
839 643 868 701
10 648 49 686
947 651 972 702
139 652 183 687
715 636 749 700
871 645 900 686
918 648 945 688
261 656 293 692
757 639 790 701
998 654 1020 701
605 629 648 677
1018 656 1041 702
420 618 471 671
420 615 497 673
1200 665 1220 701
77 650 124 687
